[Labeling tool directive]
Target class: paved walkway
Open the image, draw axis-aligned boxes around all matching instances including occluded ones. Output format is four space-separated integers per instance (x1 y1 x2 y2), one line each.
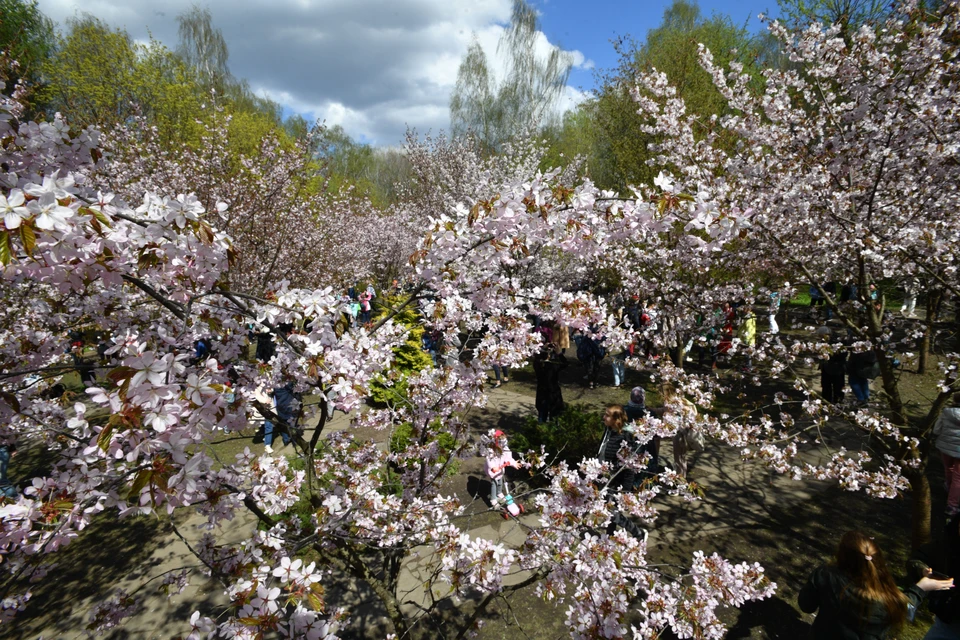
10 385 837 640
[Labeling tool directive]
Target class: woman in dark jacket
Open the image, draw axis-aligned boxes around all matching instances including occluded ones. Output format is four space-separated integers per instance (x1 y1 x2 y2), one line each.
912 513 960 639
533 343 567 423
599 405 634 493
820 334 848 405
799 531 953 639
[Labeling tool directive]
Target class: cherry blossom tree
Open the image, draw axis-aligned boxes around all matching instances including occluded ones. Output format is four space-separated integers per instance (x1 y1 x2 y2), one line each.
632 0 960 546
0 66 779 638
96 106 389 295
6 3 955 634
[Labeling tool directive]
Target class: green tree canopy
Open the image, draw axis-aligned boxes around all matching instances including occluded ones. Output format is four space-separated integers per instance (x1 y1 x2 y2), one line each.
0 0 55 91
590 0 765 192
39 15 205 145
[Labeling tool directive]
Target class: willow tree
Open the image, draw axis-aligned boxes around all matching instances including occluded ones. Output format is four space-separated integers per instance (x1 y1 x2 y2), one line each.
449 0 573 150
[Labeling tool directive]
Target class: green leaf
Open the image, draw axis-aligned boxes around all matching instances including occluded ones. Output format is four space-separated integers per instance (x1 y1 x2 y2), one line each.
0 231 11 265
92 209 112 228
20 224 36 254
128 468 153 499
97 423 114 451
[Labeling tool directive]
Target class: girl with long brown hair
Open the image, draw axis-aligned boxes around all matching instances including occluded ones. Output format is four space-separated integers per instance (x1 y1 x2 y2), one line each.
799 531 954 639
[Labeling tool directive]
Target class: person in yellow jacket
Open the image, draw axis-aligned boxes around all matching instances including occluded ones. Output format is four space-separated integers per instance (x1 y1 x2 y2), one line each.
736 304 757 372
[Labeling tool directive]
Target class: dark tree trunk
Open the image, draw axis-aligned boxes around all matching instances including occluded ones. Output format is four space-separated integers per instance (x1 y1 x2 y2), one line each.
671 344 685 368
909 470 932 550
918 291 940 374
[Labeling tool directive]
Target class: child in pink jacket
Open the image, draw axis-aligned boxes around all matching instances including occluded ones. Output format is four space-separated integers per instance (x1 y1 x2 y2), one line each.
485 430 517 506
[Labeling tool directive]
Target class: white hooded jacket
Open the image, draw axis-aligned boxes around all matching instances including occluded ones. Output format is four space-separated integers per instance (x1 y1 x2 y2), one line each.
934 407 960 458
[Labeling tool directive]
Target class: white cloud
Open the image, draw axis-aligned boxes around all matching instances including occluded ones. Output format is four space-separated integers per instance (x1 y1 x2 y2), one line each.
36 0 588 145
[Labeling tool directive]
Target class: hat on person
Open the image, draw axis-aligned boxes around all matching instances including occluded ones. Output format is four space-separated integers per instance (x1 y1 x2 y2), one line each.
493 430 505 438
630 386 645 405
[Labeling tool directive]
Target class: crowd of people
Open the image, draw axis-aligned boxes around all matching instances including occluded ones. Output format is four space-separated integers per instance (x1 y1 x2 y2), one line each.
480 281 960 638
3 276 957 638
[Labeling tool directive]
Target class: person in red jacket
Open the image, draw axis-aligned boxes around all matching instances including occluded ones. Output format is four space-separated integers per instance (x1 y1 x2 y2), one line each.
485 430 518 506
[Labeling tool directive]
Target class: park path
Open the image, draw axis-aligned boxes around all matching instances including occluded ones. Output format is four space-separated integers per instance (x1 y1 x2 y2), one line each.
12 384 834 640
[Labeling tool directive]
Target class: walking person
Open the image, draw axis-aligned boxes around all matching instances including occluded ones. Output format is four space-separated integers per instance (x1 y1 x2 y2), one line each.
935 392 960 520
533 343 567 423
799 531 954 639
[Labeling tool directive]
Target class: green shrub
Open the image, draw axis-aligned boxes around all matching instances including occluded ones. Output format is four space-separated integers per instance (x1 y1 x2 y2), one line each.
389 420 460 478
513 404 603 466
369 294 433 406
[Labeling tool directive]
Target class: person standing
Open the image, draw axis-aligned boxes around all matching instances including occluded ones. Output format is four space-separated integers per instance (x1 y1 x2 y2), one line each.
902 277 919 317
810 283 824 309
847 347 880 407
599 405 634 493
0 443 17 499
919 514 960 639
533 344 567 423
736 304 757 372
841 278 858 303
598 405 648 541
549 320 571 353
612 344 628 388
769 286 784 335
824 281 839 320
820 332 848 405
263 383 299 454
656 384 700 479
358 290 373 324
485 430 517 506
491 363 510 388
624 386 659 480
575 328 604 389
935 392 960 520
717 301 736 365
799 531 953 639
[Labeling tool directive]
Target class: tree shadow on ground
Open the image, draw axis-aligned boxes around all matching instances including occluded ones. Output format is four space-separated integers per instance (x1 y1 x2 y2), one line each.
725 596 810 639
0 512 186 640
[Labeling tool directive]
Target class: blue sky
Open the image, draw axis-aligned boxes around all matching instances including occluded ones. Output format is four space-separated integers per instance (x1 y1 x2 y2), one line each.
534 0 778 93
37 0 780 146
